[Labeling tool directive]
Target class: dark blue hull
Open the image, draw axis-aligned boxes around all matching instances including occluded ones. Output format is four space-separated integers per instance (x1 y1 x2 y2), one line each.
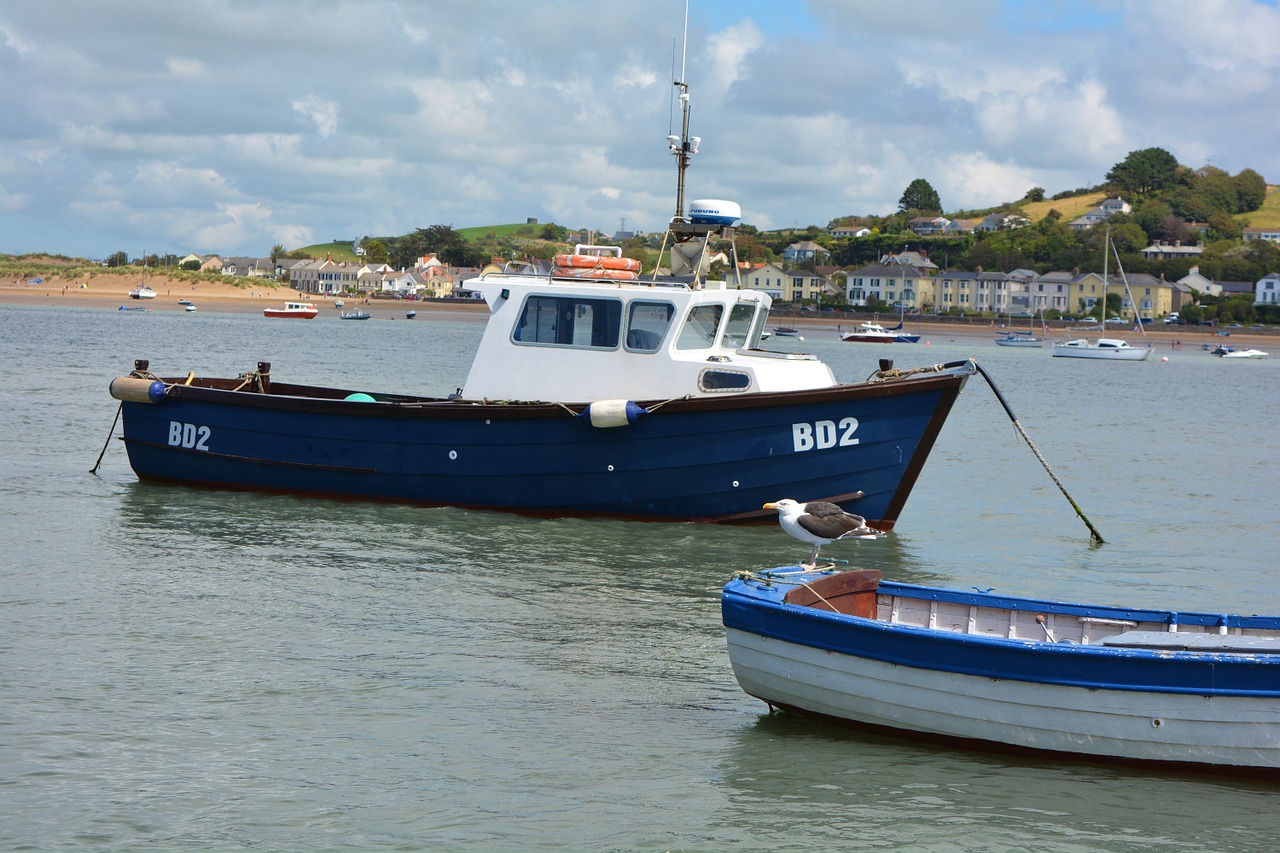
114 371 968 524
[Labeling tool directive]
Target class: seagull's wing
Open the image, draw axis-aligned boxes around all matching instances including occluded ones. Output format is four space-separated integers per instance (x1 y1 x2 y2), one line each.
796 501 862 541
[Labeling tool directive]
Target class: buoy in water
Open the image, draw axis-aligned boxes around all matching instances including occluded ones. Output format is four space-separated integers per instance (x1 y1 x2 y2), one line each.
1161 356 1169 362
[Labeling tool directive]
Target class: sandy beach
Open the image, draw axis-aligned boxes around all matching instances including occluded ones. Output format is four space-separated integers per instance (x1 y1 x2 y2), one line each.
3 271 1275 347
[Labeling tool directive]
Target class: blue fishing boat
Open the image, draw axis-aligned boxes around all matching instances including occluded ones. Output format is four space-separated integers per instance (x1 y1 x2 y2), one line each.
104 71 977 526
723 566 1280 775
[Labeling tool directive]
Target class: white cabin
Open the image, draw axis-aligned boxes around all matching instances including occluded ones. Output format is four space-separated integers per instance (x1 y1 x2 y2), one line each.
460 273 835 403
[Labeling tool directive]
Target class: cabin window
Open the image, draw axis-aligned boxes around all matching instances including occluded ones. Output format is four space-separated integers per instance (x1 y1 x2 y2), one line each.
722 302 758 349
512 295 622 349
675 304 724 350
625 301 674 352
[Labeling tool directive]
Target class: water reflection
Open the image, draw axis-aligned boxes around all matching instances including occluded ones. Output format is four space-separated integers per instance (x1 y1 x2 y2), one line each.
719 712 1278 851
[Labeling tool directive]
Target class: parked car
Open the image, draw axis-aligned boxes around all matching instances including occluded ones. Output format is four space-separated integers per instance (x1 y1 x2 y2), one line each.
1104 317 1128 325
1077 317 1098 325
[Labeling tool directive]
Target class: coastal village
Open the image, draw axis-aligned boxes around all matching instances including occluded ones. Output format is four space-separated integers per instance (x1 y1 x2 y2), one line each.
162 190 1280 325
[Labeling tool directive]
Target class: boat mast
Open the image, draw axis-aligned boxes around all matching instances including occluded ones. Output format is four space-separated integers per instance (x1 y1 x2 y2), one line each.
669 1 696 221
1109 236 1151 345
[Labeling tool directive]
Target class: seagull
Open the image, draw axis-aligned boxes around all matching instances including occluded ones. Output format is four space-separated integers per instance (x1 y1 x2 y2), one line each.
764 499 882 568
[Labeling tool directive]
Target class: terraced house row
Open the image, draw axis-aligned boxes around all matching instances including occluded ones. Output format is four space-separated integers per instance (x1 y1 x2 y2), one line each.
734 250 1277 319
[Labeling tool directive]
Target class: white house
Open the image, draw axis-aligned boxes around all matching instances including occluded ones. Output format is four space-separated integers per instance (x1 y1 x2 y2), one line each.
1069 197 1130 230
1243 227 1280 245
781 241 831 264
1255 272 1280 305
846 263 929 309
1177 266 1222 298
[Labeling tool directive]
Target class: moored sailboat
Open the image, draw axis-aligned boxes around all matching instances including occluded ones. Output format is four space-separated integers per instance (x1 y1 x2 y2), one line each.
1052 235 1151 361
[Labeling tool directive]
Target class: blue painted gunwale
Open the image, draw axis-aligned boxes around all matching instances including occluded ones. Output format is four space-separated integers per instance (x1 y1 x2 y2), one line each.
117 371 964 524
722 569 1280 697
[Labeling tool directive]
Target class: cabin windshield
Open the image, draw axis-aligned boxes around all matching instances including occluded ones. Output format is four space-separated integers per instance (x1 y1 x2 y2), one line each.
675 304 724 350
722 302 759 349
512 295 622 349
625 301 674 352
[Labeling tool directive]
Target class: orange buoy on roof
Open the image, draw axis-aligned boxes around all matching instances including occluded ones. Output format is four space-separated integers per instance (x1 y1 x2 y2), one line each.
551 265 639 280
552 253 641 272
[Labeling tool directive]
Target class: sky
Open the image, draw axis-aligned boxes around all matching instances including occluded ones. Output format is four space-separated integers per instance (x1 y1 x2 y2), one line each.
3 0 1280 260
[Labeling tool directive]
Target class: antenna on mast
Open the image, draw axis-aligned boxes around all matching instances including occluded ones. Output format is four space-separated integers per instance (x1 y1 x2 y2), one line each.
669 0 697 221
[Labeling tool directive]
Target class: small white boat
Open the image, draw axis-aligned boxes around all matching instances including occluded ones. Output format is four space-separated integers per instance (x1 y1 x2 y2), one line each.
183 304 197 312
263 301 319 319
771 326 799 337
1221 348 1268 359
839 321 919 344
128 285 157 300
1051 337 1151 360
334 299 345 308
724 566 1280 775
340 310 372 320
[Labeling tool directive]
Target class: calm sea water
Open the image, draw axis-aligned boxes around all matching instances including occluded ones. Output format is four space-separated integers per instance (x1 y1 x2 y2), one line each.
2 303 1278 852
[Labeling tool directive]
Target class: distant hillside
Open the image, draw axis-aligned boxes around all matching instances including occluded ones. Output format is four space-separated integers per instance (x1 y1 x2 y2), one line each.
290 184 1280 260
290 241 360 262
456 223 549 241
1018 192 1107 223
293 223 559 260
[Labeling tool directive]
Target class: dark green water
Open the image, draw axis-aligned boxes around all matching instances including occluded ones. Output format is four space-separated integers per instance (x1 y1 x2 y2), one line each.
3 304 1277 851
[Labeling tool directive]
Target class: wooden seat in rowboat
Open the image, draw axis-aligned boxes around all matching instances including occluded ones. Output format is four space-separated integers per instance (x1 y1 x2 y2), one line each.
783 570 881 619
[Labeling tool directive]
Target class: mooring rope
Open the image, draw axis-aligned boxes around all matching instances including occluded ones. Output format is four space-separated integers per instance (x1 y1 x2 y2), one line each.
90 402 123 475
969 360 1105 545
91 367 161 475
867 362 950 382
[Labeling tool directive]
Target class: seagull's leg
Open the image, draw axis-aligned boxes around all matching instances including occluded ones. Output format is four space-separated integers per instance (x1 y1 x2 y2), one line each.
805 543 820 568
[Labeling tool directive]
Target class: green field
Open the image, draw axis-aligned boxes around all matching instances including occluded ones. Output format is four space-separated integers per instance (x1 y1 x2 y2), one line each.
1240 185 1280 228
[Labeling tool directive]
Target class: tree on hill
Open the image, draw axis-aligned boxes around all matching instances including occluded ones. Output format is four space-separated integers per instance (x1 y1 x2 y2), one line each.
540 223 570 242
363 239 389 265
1233 168 1267 212
898 178 941 214
1105 147 1179 196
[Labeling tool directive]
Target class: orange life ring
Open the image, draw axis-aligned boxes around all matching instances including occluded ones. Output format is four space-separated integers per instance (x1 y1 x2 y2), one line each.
552 266 639 280
552 254 641 272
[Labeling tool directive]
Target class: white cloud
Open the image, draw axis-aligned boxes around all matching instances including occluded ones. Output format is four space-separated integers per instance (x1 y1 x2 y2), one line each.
291 95 340 138
703 19 763 96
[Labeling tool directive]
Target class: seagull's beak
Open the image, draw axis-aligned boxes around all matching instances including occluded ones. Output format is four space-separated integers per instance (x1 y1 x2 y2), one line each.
763 502 778 509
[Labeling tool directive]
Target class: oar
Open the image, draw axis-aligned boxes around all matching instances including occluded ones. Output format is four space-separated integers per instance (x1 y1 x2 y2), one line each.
971 361 1105 545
